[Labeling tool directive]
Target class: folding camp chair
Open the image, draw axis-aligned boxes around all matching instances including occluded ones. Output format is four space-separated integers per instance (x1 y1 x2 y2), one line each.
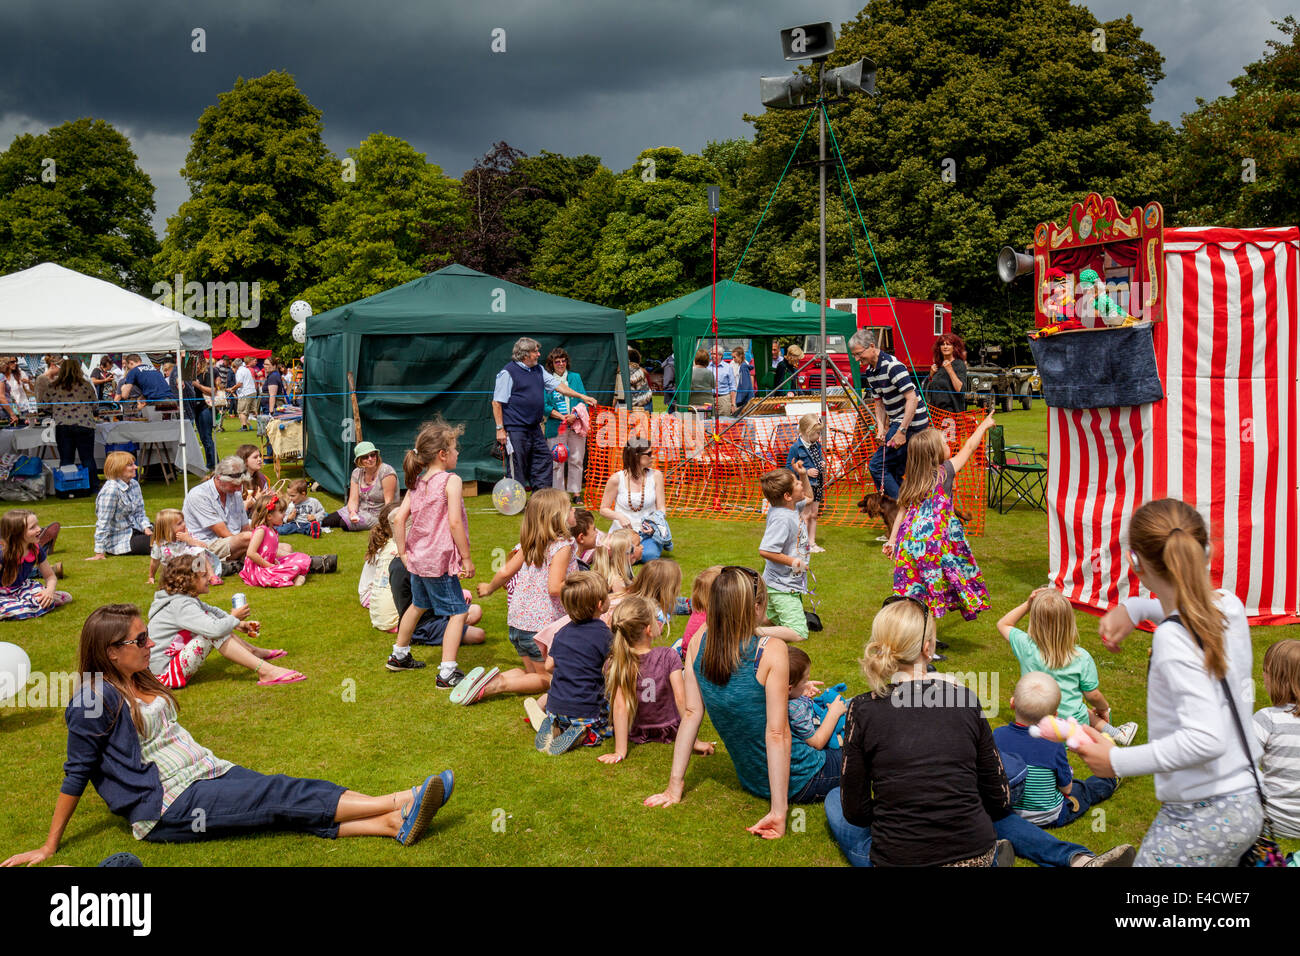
986 425 1047 513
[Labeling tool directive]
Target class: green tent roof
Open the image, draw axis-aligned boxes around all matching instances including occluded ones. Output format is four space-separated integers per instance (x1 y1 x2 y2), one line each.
627 279 857 338
309 264 624 334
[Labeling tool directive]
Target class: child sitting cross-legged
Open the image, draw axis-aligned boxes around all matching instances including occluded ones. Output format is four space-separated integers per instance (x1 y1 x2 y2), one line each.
278 478 328 536
993 672 1119 830
787 646 848 751
534 571 616 754
599 593 714 764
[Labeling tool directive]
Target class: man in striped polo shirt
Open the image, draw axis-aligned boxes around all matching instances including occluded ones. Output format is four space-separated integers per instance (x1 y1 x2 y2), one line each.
849 329 929 500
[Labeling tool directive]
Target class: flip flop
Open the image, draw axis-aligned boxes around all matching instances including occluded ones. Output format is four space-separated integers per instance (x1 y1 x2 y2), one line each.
257 669 306 686
459 666 499 706
262 649 288 661
523 697 546 731
448 666 484 705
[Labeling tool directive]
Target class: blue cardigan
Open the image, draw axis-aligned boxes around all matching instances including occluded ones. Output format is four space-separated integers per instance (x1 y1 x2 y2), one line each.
543 371 586 440
61 681 163 825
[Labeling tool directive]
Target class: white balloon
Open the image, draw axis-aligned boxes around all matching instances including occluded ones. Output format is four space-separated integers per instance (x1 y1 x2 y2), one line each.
290 300 313 322
0 642 31 705
292 323 307 344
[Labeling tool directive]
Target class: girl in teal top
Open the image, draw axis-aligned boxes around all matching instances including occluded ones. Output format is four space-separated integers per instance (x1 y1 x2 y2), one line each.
645 566 836 838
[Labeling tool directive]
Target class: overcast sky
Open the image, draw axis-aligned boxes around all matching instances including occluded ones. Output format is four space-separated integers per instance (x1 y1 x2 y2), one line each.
0 0 1293 234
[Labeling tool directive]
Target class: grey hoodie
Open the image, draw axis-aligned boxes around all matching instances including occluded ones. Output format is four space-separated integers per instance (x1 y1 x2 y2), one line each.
146 589 240 675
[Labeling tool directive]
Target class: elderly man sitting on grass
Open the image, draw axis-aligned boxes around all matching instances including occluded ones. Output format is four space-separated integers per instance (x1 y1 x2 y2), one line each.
182 456 254 564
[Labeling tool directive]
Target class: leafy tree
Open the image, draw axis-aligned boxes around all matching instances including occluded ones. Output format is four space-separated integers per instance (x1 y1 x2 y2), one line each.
725 0 1174 351
154 71 339 349
1168 17 1300 228
506 149 602 269
296 133 465 324
0 118 158 291
422 141 535 283
532 146 729 314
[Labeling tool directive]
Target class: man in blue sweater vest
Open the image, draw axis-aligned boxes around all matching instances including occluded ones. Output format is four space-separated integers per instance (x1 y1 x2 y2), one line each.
492 337 596 491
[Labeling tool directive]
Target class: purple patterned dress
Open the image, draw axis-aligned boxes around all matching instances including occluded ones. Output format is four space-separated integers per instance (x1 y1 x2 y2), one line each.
892 468 988 620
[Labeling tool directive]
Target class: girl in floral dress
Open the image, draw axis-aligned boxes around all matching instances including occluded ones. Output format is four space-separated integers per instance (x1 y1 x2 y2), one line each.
883 415 997 621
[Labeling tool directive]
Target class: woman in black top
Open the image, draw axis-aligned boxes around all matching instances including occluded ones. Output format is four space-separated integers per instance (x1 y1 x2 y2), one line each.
775 344 804 396
824 597 1010 866
924 333 968 413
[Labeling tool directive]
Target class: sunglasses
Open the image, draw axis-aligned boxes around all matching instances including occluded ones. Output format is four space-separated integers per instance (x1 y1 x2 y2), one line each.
882 594 934 640
722 565 762 601
112 633 150 649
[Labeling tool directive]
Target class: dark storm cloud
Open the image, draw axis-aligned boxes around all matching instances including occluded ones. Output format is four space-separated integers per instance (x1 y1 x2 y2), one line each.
0 0 1294 230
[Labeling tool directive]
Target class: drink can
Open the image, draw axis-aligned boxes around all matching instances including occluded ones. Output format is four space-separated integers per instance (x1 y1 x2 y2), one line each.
232 593 248 610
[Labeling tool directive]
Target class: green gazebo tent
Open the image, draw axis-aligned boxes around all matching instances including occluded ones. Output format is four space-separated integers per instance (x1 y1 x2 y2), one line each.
304 265 629 494
627 280 860 407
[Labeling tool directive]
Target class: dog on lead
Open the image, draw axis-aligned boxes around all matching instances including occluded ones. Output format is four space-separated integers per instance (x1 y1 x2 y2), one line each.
858 491 973 529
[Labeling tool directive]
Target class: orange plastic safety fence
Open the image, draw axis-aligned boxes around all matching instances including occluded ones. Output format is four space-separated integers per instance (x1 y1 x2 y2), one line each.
581 406 987 535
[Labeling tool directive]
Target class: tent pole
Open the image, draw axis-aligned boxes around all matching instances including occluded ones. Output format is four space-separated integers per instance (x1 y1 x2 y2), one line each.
711 210 720 510
177 347 188 494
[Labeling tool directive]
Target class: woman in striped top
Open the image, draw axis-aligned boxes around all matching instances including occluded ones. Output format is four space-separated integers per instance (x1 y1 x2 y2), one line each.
1 605 454 865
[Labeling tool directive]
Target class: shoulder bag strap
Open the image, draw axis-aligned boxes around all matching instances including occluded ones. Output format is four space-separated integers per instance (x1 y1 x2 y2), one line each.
1166 612 1272 835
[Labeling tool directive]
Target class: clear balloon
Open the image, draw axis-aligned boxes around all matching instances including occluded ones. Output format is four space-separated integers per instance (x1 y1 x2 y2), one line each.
492 478 526 516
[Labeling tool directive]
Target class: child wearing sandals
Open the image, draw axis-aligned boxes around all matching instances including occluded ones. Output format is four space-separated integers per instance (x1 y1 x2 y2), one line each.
148 554 304 688
459 488 574 705
534 571 615 754
148 508 220 586
1255 639 1300 839
997 587 1138 745
599 594 715 763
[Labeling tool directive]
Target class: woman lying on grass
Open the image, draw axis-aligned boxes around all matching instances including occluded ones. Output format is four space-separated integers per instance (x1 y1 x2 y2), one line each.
1 604 453 866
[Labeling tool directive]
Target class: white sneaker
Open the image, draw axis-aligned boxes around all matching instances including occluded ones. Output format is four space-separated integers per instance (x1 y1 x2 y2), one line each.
874 535 889 543
1109 721 1139 746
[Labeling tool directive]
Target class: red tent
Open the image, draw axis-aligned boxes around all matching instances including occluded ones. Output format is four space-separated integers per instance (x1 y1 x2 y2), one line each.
206 329 271 360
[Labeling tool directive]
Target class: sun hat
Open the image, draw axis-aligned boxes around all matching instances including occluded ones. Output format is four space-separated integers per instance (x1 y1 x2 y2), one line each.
353 441 379 461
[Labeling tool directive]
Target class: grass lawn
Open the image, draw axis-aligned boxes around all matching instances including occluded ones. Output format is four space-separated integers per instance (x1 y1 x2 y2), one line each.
2 406 1296 867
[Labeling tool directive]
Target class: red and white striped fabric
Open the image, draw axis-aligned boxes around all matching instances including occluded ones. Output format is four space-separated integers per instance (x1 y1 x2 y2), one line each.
1049 226 1300 624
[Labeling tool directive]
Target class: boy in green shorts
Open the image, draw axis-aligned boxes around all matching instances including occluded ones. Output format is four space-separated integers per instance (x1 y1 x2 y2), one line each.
758 462 812 640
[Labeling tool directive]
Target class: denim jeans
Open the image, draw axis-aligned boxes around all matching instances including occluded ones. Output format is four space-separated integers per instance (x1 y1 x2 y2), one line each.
824 787 873 866
868 422 929 499
1050 775 1117 828
792 748 842 803
993 812 1090 867
637 532 663 564
193 406 217 471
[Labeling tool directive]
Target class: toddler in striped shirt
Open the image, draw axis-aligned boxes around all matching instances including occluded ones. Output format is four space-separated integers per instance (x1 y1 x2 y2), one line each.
1255 639 1300 839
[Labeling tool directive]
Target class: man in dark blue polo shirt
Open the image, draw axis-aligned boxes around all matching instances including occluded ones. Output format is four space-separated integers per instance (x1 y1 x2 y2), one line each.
849 329 929 501
118 354 177 407
492 337 596 491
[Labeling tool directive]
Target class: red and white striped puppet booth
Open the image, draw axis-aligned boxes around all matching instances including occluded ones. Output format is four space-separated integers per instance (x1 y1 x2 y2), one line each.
1026 194 1299 624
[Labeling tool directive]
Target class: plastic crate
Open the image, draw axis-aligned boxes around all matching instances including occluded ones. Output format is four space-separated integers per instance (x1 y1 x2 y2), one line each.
104 442 138 456
52 465 90 493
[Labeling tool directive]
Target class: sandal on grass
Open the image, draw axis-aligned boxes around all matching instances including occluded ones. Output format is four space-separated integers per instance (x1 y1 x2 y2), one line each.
257 668 306 686
262 649 288 661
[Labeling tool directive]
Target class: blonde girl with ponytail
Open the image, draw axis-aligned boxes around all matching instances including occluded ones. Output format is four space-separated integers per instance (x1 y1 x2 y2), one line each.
600 595 714 765
1076 498 1263 867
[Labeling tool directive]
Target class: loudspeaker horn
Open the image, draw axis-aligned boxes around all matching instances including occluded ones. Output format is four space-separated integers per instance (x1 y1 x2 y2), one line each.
997 246 1034 283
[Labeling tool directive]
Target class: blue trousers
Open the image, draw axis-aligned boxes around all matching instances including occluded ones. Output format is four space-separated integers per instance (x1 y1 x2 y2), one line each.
507 426 552 492
868 422 928 499
825 789 1092 867
1049 775 1117 827
193 406 216 471
636 532 663 564
792 749 842 803
143 766 346 843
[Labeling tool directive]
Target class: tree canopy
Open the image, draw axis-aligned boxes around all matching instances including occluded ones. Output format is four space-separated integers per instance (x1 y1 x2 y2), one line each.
296 132 464 326
0 118 158 291
725 0 1174 348
154 70 340 349
1168 17 1300 228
